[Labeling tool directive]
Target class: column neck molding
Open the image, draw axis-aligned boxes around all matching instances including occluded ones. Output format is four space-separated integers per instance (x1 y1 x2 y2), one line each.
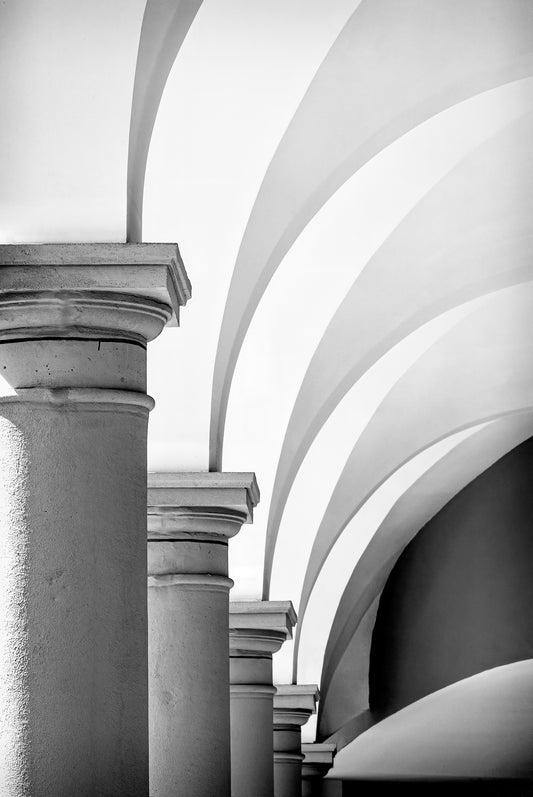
230 684 277 699
0 387 155 413
273 751 303 763
147 573 234 591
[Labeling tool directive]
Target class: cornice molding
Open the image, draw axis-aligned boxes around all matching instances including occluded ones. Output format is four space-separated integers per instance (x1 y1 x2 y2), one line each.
0 242 191 326
147 472 260 538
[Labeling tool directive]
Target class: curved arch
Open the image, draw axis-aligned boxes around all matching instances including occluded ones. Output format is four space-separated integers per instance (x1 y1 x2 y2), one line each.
264 105 533 596
126 0 203 242
329 661 533 779
210 0 533 468
317 413 533 742
268 297 487 642
294 280 533 669
292 424 490 690
223 79 533 598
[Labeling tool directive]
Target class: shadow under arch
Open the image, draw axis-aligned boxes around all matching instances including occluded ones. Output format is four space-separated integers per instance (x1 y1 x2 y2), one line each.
316 413 533 747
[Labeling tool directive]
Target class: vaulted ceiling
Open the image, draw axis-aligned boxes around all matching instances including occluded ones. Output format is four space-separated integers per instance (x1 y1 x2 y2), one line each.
2 0 532 780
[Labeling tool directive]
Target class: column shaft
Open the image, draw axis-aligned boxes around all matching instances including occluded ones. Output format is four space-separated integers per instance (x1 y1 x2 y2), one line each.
148 473 258 797
0 243 189 797
0 391 151 795
149 540 232 796
229 601 296 797
273 685 318 797
230 657 277 797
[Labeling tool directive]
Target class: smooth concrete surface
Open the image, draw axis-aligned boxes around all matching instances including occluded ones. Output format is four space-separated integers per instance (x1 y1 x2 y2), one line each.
297 280 533 646
0 244 187 796
229 602 296 797
0 2 147 242
147 473 258 797
273 685 319 797
370 436 533 714
210 0 533 470
265 105 533 595
318 413 533 741
127 0 203 242
330 661 533 780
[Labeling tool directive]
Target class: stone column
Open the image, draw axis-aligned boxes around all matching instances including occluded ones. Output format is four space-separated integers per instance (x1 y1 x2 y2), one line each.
0 243 190 797
301 743 336 797
273 685 319 797
229 601 297 797
148 473 259 797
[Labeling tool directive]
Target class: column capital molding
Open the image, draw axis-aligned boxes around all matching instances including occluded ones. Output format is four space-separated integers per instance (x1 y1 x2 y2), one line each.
273 684 319 728
230 600 296 657
0 242 191 331
147 472 259 539
301 743 336 780
229 600 296 657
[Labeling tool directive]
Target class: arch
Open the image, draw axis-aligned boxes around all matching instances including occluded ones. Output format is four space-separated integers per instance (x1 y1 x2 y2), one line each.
317 413 533 743
126 0 203 242
210 0 533 469
295 280 533 646
223 80 533 598
330 661 533 780
264 105 533 596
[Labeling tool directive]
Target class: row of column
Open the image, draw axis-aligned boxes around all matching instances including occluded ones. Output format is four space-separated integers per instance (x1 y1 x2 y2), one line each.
0 244 334 796
148 473 332 796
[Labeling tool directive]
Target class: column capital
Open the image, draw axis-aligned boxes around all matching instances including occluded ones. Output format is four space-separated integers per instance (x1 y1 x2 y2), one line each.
301 743 336 780
0 242 191 328
147 471 260 540
229 600 297 656
273 684 319 728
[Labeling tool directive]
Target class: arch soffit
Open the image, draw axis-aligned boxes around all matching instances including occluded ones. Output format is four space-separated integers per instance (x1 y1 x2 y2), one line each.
328 660 533 779
209 0 533 469
127 0 204 242
264 107 533 594
294 281 533 653
316 413 533 744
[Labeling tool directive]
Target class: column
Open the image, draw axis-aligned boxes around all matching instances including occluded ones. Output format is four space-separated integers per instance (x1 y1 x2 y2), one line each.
148 473 259 797
229 601 297 797
301 743 336 797
273 685 319 797
0 243 190 796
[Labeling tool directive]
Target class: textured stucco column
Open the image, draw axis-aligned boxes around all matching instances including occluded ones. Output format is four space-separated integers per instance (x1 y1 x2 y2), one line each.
148 473 259 797
273 685 319 797
229 601 297 797
0 243 190 797
301 744 336 797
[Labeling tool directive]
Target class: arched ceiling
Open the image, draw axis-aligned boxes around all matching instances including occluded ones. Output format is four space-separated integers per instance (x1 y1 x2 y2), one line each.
263 104 533 596
3 0 533 782
127 0 203 242
210 0 533 471
296 280 533 644
330 661 533 780
317 411 533 745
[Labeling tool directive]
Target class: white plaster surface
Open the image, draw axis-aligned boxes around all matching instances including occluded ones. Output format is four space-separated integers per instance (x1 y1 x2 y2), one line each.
330 661 533 779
